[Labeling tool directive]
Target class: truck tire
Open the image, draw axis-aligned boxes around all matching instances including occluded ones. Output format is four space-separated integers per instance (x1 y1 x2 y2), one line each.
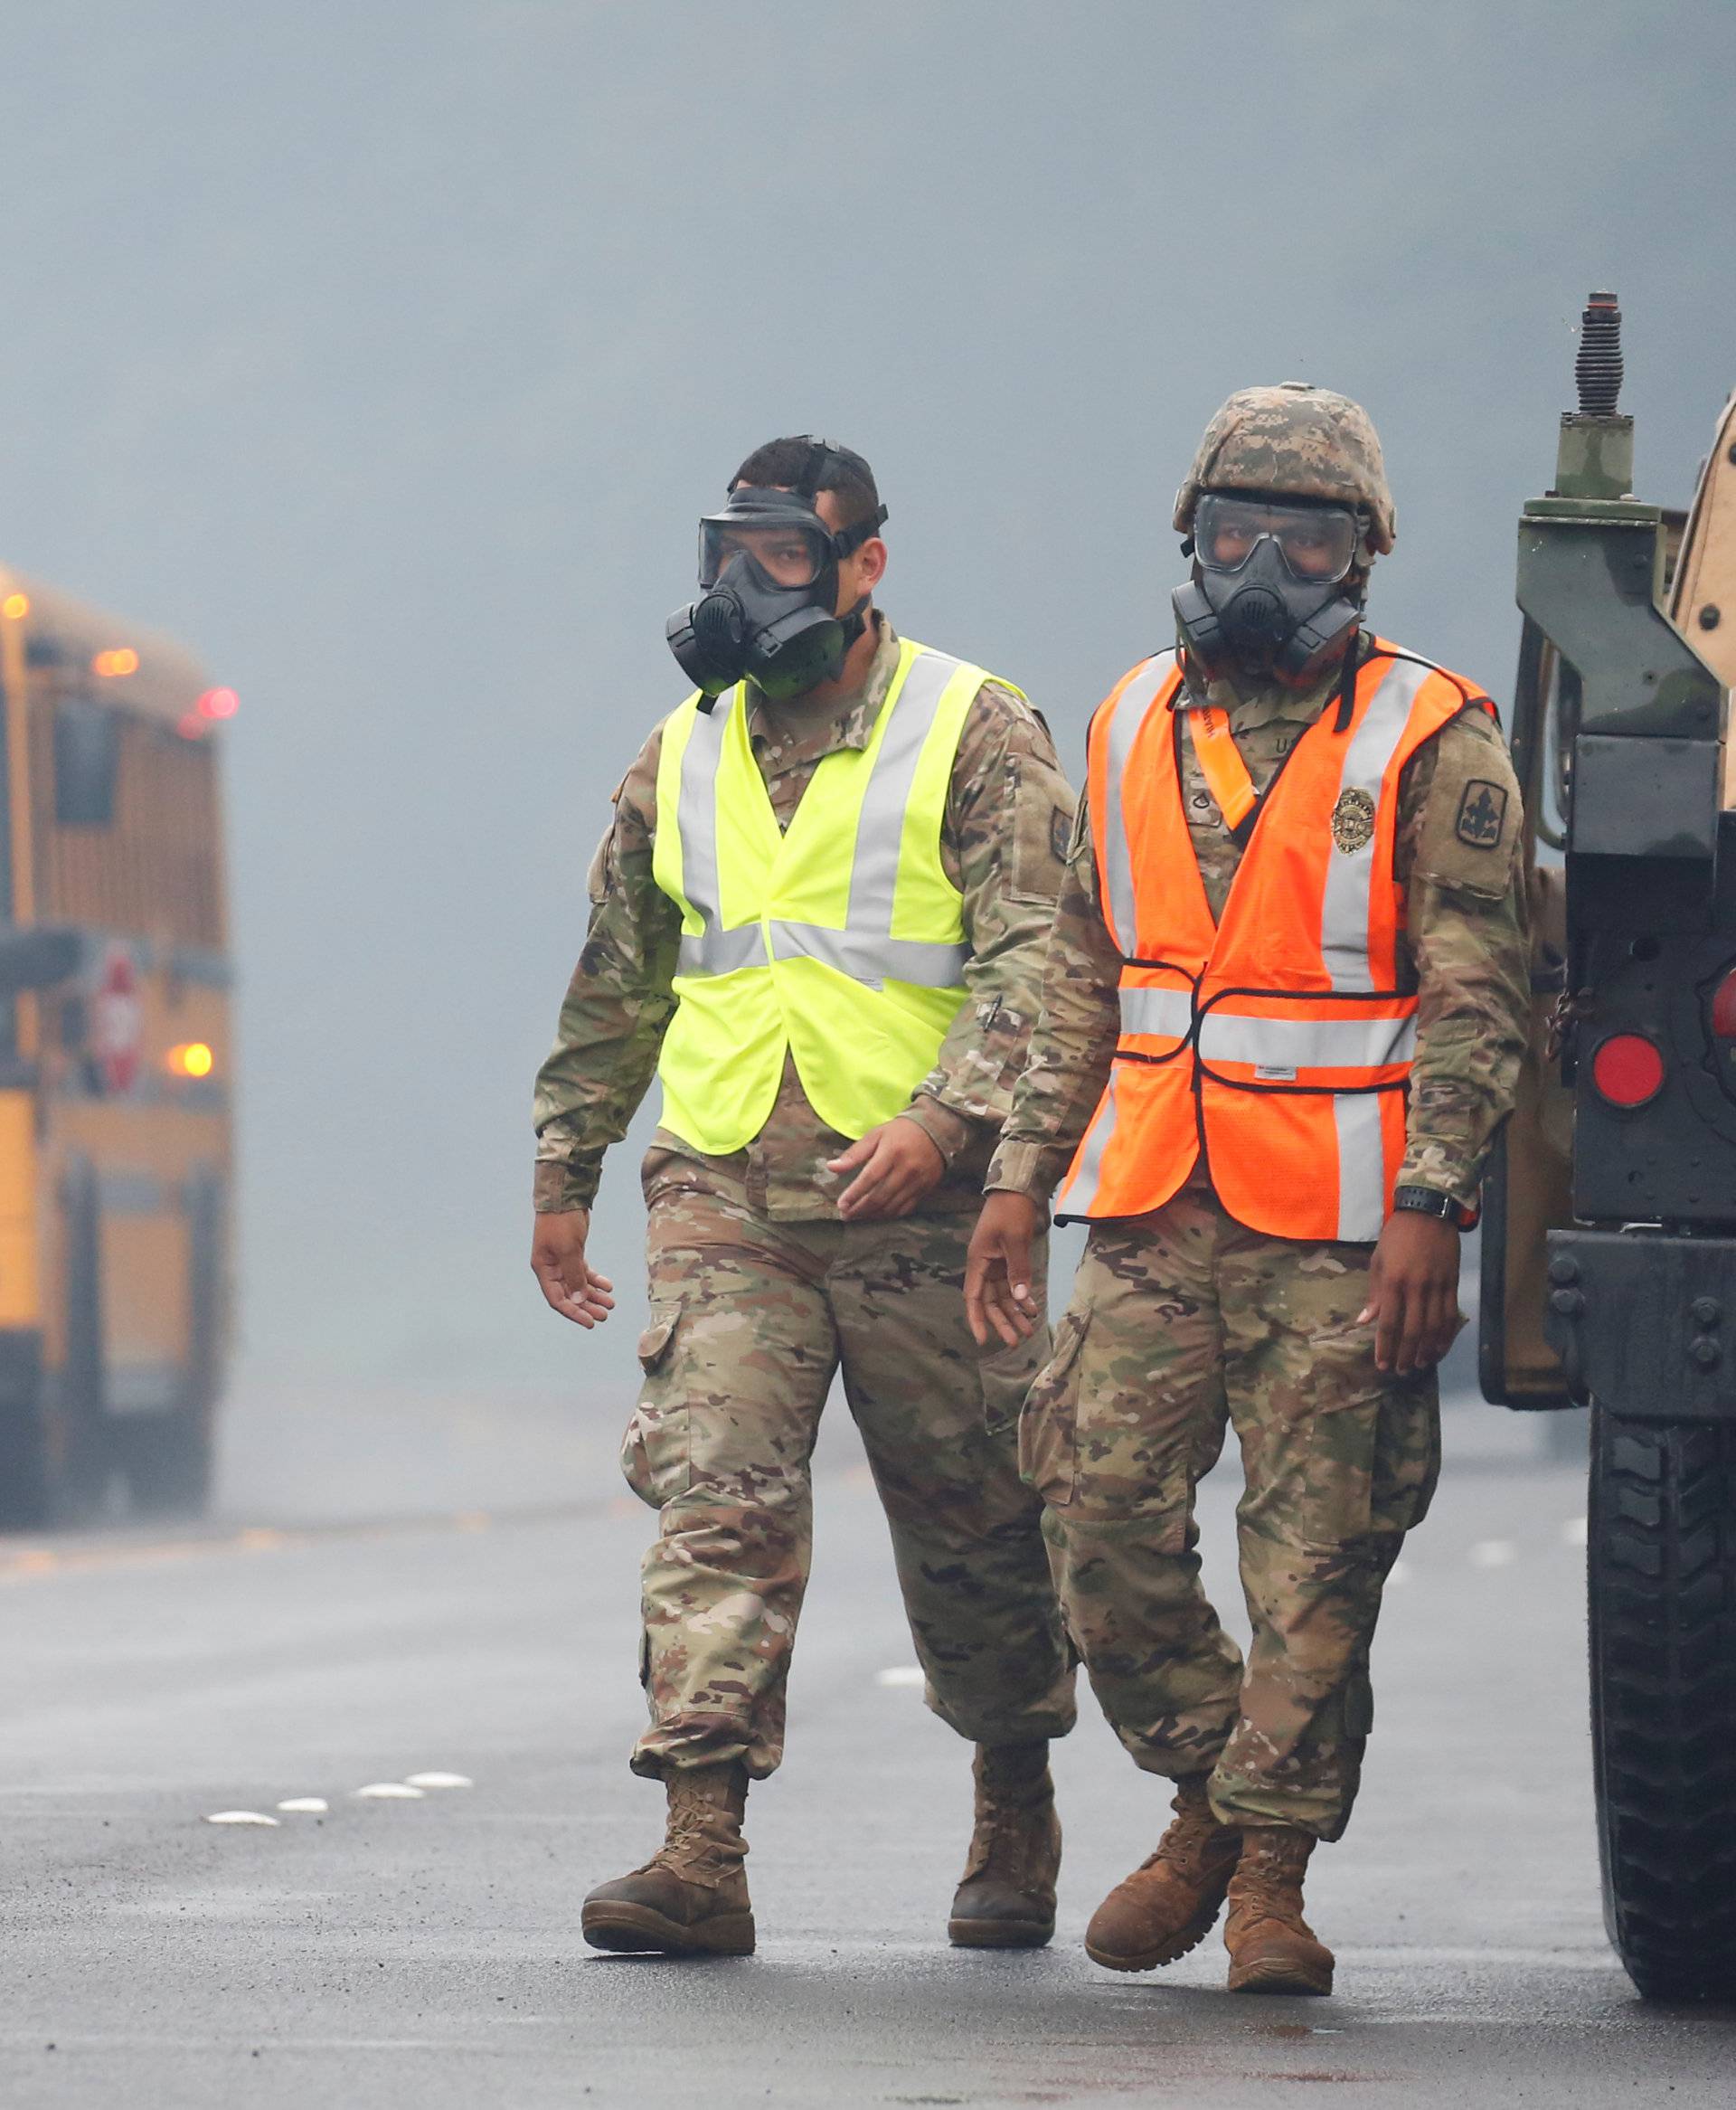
0 1391 51 1528
115 1168 222 1520
114 1408 212 1518
50 1159 112 1525
1589 1406 1736 2001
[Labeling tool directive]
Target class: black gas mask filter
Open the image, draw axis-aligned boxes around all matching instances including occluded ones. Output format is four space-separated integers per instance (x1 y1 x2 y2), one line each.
666 440 889 707
1173 492 1366 689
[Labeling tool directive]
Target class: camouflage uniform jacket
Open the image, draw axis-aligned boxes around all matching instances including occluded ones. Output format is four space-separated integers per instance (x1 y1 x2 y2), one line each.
535 618 1077 1219
987 641 1532 1212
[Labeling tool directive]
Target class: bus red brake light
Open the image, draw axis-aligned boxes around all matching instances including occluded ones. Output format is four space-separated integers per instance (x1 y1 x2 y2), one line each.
1712 969 1736 1040
1591 1033 1665 1108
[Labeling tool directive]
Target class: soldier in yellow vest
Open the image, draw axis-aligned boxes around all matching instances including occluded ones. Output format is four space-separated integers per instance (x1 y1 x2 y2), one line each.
532 439 1077 1958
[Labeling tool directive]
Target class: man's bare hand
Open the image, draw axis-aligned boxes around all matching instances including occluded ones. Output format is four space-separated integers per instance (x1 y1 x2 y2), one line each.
828 1117 947 1222
1359 1209 1461 1375
531 1209 617 1328
966 1190 1045 1348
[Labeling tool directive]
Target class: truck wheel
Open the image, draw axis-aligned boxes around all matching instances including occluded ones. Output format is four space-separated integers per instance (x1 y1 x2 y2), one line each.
1589 1407 1736 2001
115 1169 222 1521
113 1409 212 1518
52 1159 113 1525
0 1393 52 1528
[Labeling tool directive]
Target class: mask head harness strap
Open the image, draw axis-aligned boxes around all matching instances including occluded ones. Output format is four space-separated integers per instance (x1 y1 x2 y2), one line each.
725 436 889 565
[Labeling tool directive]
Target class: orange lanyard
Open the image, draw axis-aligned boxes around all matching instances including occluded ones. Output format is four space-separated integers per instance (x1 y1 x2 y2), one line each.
1184 705 1259 834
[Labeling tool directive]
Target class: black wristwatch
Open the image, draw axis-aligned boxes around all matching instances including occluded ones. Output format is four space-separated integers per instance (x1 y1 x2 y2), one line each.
1392 1185 1459 1223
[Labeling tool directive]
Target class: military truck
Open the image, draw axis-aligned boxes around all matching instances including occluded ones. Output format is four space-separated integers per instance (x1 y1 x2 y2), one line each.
1479 294 1736 2001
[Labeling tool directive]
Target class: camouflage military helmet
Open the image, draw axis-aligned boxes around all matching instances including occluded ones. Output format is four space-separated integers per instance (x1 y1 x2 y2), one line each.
1175 383 1396 555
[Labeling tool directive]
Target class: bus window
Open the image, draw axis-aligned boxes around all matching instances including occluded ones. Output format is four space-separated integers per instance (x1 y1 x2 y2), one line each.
54 699 118 826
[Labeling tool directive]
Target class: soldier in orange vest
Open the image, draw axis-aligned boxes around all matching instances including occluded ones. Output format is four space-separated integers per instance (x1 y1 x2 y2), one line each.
966 385 1531 1995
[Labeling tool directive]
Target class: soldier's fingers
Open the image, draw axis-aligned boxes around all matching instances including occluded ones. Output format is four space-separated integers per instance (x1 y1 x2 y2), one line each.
536 1270 597 1327
1423 1281 1458 1367
826 1134 879 1176
1396 1274 1432 1375
984 1281 1029 1348
973 1251 1028 1348
964 1257 995 1346
1372 1275 1404 1373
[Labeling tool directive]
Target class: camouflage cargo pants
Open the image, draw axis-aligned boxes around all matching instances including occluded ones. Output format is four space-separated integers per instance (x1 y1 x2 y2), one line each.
624 1150 1077 1779
1023 1182 1439 1840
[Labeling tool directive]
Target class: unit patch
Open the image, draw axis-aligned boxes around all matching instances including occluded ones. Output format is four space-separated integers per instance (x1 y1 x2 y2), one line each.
1330 787 1376 855
1455 779 1509 848
1052 806 1071 865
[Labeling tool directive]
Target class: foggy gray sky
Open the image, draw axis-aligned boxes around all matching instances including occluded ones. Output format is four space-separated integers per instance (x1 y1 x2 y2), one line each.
1 2 1731 1392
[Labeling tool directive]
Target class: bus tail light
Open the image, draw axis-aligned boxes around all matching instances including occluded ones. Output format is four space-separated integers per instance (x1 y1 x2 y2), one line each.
165 1042 214 1080
1591 1033 1665 1108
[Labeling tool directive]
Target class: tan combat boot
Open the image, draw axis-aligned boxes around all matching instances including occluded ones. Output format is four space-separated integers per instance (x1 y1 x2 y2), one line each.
580 1764 754 1957
948 1741 1061 1949
1223 1825 1335 1995
1084 1774 1241 1972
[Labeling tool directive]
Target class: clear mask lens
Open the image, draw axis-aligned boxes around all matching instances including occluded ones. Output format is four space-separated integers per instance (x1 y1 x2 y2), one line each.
698 516 830 591
1194 495 1359 585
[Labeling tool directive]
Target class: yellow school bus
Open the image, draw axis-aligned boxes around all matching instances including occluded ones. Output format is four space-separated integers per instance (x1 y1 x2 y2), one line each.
0 570 233 1526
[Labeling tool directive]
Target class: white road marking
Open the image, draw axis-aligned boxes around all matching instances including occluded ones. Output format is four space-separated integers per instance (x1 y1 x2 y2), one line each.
1562 1514 1589 1547
403 1771 472 1789
276 1797 328 1813
875 1666 925 1689
352 1782 425 1799
1468 1539 1517 1568
204 1810 279 1826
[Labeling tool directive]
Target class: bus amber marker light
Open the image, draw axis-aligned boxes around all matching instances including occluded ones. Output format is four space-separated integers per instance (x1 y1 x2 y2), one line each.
91 648 139 677
1 592 27 620
166 1043 214 1080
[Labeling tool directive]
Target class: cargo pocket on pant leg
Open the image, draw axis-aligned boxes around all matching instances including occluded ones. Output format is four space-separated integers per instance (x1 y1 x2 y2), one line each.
1299 1398 1379 1554
978 1329 1048 1441
1017 1310 1089 1507
1373 1376 1441 1537
620 1303 691 1509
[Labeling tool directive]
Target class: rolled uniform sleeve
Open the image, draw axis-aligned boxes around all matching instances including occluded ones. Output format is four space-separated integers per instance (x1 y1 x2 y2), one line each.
985 794 1123 1203
1393 707 1531 1207
908 683 1078 1159
532 729 682 1214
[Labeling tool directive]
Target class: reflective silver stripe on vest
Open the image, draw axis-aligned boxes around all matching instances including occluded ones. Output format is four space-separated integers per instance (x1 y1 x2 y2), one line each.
674 689 760 975
1100 656 1174 956
1333 1093 1389 1241
679 922 769 975
1118 986 1195 1040
768 921 968 990
1062 1063 1120 1215
1196 1009 1418 1073
1321 656 1435 992
845 648 959 937
672 652 970 990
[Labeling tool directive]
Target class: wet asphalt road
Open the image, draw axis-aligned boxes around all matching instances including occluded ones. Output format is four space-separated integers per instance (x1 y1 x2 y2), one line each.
1 1390 1731 2108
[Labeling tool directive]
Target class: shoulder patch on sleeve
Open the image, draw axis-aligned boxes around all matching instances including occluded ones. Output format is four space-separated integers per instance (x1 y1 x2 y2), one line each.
1454 779 1509 849
1051 806 1071 865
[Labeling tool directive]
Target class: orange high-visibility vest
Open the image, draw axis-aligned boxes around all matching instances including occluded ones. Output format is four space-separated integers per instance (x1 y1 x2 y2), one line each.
1055 639 1494 1243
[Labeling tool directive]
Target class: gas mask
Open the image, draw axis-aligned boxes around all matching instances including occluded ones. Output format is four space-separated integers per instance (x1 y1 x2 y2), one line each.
665 445 888 706
1172 493 1366 688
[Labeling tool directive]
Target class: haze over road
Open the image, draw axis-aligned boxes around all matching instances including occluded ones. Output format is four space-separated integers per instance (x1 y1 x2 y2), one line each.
3 1396 1728 2108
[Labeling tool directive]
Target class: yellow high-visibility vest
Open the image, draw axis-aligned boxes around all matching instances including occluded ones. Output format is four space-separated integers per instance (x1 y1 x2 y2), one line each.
651 637 999 1153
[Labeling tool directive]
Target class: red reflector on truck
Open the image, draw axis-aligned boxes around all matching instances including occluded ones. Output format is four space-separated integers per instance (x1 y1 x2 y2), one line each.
1591 1033 1665 1108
